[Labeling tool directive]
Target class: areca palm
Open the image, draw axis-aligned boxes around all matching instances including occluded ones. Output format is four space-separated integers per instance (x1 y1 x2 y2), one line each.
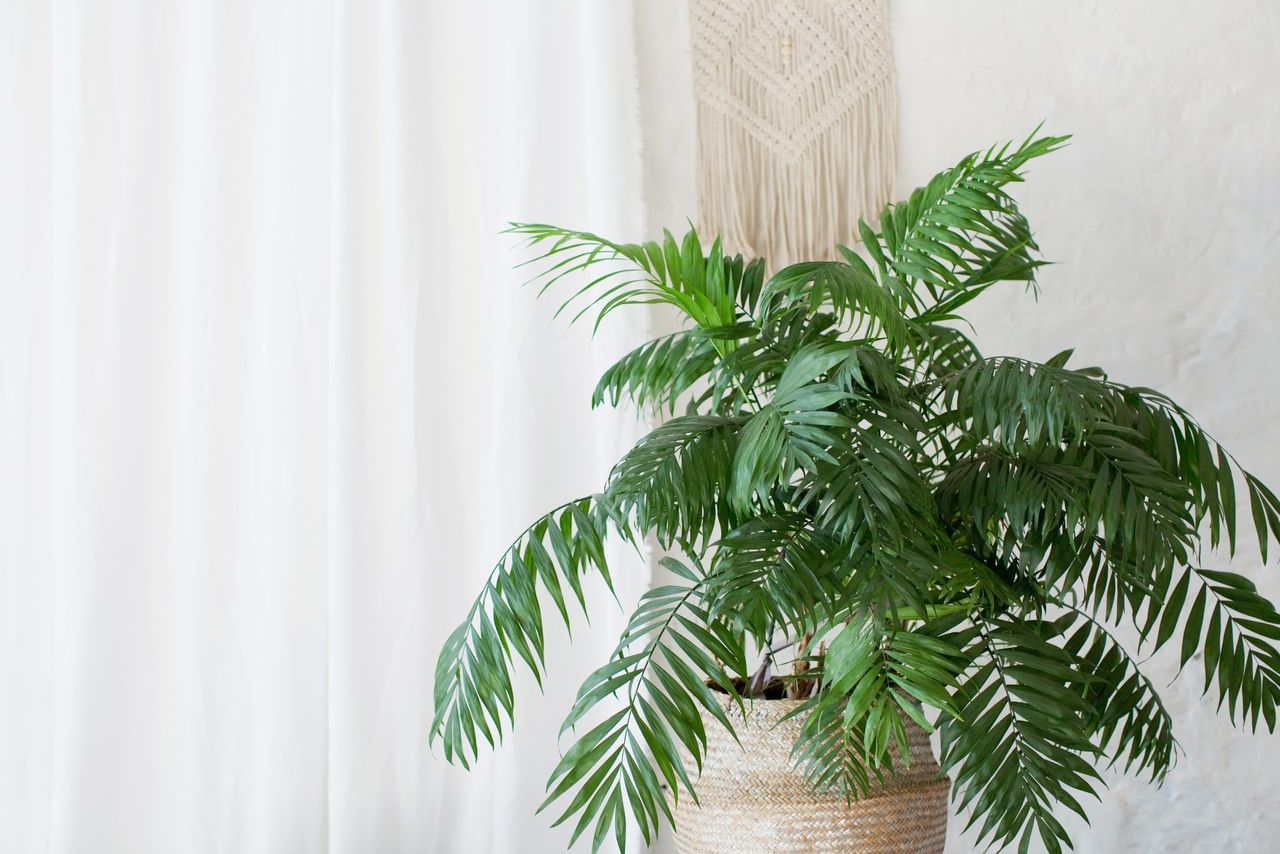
431 131 1280 853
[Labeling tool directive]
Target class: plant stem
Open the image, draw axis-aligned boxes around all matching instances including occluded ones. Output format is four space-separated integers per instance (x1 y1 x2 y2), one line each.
748 623 777 696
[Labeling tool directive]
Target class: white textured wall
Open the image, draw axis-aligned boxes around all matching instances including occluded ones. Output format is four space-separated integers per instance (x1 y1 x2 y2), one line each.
635 1 1280 851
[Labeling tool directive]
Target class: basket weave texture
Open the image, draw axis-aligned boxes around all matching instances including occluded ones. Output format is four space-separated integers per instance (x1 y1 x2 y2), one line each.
672 694 949 853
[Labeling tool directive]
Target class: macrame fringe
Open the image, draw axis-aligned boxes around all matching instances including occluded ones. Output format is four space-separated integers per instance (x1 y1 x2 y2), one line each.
690 0 898 269
695 75 896 270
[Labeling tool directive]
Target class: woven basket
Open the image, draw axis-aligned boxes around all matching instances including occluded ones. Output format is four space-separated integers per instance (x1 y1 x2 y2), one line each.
672 694 949 853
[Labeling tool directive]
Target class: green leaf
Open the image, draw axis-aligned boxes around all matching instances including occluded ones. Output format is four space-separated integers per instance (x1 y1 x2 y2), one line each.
867 131 1068 319
936 356 1114 449
593 330 719 415
758 260 913 347
431 497 624 768
940 617 1102 854
730 406 786 513
543 561 748 852
1061 610 1178 781
507 222 742 332
607 415 742 548
706 514 843 633
1175 569 1280 731
796 615 964 790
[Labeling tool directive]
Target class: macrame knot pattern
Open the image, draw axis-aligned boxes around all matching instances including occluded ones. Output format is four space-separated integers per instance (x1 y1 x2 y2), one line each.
690 0 897 268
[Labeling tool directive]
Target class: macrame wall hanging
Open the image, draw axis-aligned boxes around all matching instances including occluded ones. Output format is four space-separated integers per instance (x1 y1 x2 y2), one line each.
689 0 897 268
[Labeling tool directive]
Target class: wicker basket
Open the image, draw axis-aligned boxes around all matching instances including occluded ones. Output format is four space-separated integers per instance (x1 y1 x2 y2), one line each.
672 694 949 853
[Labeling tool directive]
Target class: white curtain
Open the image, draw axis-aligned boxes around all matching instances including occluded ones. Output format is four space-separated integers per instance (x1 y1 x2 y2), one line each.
0 2 650 852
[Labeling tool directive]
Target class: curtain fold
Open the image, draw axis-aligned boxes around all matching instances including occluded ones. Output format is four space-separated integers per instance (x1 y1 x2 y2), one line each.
1 2 648 852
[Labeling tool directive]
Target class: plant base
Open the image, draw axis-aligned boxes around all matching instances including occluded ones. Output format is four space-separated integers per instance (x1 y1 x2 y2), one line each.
672 695 949 853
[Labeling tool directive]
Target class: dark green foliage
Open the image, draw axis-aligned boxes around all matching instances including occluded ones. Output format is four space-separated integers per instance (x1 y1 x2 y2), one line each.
1061 610 1177 781
432 497 625 769
1156 567 1280 731
705 513 845 633
431 131 1280 852
541 557 748 851
593 330 719 414
941 618 1103 854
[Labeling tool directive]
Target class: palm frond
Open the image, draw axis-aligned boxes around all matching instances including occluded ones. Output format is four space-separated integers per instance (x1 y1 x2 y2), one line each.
935 444 1087 540
793 420 943 616
706 513 845 634
1048 533 1152 626
790 615 966 803
940 618 1102 854
757 259 913 348
795 422 934 546
730 342 859 512
1057 609 1178 780
606 415 742 548
697 311 843 414
1064 424 1197 576
910 323 985 379
431 496 625 767
592 329 720 415
542 557 748 852
508 223 743 332
1117 384 1280 561
935 356 1115 450
1154 567 1280 732
866 130 1069 317
789 692 879 800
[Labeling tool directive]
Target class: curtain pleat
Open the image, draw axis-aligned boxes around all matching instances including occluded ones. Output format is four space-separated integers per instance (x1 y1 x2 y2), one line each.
0 2 648 852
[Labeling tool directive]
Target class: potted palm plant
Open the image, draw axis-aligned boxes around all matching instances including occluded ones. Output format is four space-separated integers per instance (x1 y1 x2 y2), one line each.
431 131 1280 853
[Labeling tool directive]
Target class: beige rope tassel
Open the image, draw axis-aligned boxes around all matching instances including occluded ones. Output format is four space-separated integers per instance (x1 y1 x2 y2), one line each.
689 0 898 269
